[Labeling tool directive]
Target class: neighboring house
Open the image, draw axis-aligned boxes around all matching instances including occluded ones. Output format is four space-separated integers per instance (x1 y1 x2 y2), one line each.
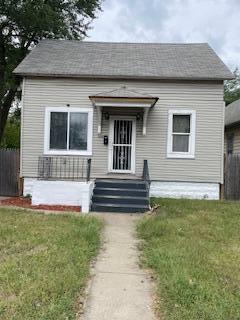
14 40 233 212
225 99 240 155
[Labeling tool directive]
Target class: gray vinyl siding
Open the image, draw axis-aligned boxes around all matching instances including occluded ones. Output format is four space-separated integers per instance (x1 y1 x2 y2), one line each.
21 77 224 183
225 127 240 154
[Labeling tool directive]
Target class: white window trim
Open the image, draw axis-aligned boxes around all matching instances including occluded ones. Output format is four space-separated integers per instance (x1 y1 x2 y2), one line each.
44 107 93 156
167 109 196 159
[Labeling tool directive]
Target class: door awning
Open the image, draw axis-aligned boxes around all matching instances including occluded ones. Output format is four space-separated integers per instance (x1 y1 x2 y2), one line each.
89 86 159 135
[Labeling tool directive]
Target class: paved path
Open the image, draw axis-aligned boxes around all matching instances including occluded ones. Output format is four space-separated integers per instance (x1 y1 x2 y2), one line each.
82 213 156 320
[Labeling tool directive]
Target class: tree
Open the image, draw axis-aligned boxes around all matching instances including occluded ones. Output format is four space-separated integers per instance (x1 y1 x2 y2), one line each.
0 0 102 143
224 68 240 105
0 106 20 148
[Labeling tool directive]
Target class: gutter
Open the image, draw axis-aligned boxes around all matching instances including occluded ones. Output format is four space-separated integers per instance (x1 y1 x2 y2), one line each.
13 72 234 81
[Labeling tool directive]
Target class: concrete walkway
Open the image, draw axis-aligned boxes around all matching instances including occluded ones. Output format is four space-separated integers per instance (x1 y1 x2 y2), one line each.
82 213 156 320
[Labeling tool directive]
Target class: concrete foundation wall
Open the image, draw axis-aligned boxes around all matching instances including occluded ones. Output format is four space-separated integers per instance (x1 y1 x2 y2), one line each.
24 179 219 213
25 179 94 213
150 181 219 200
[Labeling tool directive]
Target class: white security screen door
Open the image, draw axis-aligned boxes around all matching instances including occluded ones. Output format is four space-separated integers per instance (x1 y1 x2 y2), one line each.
109 118 136 173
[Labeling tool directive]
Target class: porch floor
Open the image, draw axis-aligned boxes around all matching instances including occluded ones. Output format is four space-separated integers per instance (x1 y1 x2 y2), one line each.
94 174 141 180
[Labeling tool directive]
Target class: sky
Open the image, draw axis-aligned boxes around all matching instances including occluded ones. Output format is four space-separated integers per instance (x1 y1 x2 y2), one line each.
88 0 240 70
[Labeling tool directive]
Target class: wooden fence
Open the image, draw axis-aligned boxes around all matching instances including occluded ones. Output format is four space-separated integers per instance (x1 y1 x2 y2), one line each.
224 154 240 200
0 149 20 196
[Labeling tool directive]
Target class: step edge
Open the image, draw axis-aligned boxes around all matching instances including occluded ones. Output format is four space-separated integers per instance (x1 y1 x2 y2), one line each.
91 203 149 208
92 195 149 200
94 187 147 192
95 180 147 185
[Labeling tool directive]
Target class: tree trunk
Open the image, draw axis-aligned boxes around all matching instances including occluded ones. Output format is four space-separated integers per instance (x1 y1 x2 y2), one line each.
0 88 18 143
0 24 24 144
0 105 10 142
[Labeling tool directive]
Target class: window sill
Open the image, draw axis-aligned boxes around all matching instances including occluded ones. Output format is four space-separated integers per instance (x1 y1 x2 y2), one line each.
44 150 92 156
167 153 195 159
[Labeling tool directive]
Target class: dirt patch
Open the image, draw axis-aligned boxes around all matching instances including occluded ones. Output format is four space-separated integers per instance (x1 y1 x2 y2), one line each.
0 197 81 212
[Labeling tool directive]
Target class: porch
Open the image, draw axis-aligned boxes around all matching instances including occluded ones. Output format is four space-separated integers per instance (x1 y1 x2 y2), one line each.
37 156 150 183
32 86 157 212
35 155 151 213
89 86 158 176
37 86 158 181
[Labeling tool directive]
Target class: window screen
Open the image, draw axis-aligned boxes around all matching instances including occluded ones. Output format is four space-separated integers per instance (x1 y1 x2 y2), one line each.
69 113 88 150
172 115 191 152
49 111 88 151
50 112 68 149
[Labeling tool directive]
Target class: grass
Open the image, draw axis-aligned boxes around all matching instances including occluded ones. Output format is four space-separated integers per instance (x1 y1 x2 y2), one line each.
0 207 103 320
137 198 240 320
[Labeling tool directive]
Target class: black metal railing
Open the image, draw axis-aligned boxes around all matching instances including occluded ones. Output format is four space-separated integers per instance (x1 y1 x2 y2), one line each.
86 158 91 182
38 156 92 181
142 159 151 192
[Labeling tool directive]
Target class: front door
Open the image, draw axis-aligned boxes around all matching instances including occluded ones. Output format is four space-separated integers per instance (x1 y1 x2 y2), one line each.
109 117 136 173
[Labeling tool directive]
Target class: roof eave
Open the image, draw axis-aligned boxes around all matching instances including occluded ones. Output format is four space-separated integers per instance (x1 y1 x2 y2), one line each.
225 120 240 129
89 95 159 100
89 96 159 109
13 71 234 81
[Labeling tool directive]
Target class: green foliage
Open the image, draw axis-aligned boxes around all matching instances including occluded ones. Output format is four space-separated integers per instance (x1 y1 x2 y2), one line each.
0 207 103 319
0 107 21 148
137 198 240 320
0 0 102 141
224 68 240 105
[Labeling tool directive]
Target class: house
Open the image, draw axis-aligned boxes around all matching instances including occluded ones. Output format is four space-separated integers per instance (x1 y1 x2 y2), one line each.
14 40 233 212
225 99 240 154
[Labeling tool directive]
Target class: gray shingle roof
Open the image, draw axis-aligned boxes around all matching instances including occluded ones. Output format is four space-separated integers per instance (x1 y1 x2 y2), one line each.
14 40 233 80
225 99 240 126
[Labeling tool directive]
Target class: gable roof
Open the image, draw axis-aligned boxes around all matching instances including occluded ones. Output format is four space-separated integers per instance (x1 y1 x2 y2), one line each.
14 40 233 80
225 99 240 127
89 86 157 99
89 86 159 109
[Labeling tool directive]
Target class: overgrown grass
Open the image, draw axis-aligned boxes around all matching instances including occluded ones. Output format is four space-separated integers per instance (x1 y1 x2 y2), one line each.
137 198 240 320
0 208 103 320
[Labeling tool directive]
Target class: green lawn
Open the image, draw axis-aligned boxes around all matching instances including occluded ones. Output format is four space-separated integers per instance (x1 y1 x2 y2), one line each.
137 198 240 320
0 208 103 320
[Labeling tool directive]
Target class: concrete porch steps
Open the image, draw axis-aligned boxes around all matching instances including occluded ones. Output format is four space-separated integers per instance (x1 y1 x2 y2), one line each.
91 179 150 213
